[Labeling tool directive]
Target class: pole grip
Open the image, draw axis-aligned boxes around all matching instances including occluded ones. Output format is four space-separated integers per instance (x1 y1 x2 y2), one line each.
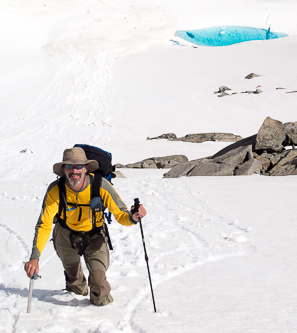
131 198 140 214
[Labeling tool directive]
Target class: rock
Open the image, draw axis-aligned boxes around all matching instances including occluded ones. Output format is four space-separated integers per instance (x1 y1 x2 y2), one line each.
163 159 201 178
269 164 297 176
213 144 253 170
269 150 297 175
115 163 126 168
187 160 234 176
20 149 33 153
164 140 253 178
212 135 257 159
211 133 243 142
218 91 230 97
241 89 263 94
283 122 297 146
245 73 261 79
214 86 231 93
147 133 177 140
255 117 286 152
174 133 242 143
234 159 262 175
254 154 271 172
114 171 126 178
269 151 287 167
125 155 188 169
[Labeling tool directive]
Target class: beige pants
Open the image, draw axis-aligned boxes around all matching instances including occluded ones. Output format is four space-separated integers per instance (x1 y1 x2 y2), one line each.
53 223 114 306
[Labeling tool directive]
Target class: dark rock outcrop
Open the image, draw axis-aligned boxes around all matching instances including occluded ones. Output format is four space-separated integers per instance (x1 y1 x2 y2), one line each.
163 117 297 178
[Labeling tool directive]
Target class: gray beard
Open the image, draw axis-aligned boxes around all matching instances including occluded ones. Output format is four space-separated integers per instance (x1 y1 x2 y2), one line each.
66 174 83 187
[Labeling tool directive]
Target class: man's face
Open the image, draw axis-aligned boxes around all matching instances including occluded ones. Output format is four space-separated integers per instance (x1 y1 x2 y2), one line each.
63 164 88 187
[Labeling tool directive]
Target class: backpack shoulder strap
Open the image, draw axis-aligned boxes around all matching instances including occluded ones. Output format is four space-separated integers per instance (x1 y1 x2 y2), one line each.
57 177 67 222
91 173 102 199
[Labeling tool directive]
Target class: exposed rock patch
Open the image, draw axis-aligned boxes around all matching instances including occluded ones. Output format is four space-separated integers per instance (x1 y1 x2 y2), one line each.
119 117 297 177
147 132 242 143
116 155 188 169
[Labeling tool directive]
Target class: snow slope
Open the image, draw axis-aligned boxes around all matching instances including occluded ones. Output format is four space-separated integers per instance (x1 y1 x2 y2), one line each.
1 0 297 332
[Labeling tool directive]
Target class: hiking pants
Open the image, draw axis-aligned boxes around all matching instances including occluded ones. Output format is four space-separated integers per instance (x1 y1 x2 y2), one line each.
53 223 114 306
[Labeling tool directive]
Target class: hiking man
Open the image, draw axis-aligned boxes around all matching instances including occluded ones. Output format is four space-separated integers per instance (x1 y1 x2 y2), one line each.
24 147 146 306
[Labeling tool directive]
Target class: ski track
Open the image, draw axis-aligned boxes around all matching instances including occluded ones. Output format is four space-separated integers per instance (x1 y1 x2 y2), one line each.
102 176 256 332
1 49 124 180
0 173 255 333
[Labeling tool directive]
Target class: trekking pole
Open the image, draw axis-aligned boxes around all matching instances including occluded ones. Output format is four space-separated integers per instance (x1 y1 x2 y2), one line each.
27 272 41 313
132 198 156 313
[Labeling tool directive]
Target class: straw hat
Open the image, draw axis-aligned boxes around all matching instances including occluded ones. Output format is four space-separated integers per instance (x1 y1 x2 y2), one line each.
53 147 99 177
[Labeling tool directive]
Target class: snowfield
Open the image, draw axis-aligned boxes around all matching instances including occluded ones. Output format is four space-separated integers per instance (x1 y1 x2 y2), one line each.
1 1 297 332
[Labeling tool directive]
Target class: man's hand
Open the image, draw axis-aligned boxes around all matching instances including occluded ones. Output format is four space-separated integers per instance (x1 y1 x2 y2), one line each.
24 259 39 278
131 204 146 223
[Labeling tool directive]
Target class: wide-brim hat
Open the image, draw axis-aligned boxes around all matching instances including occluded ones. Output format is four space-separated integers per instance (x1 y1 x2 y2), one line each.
53 147 99 177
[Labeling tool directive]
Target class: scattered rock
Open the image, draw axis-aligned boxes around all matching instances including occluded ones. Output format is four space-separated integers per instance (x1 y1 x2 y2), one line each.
146 132 242 143
119 155 188 169
214 86 231 94
218 91 230 97
20 149 33 153
147 133 177 140
241 89 263 94
245 73 261 79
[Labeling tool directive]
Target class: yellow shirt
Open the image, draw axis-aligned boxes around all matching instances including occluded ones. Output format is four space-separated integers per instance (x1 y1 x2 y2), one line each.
30 175 133 260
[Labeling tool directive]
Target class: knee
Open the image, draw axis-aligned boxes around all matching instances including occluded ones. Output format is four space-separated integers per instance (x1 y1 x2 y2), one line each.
89 270 110 295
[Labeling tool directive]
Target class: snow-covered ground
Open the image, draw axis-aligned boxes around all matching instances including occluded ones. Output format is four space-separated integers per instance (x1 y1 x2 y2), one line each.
1 0 297 332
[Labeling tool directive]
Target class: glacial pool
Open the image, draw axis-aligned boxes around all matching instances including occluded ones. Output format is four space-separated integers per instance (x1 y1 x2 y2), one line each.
175 26 288 47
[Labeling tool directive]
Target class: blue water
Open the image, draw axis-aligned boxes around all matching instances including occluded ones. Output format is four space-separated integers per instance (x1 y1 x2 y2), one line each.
175 26 288 47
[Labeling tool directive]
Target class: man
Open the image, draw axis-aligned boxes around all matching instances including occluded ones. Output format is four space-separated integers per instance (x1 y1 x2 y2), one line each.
24 147 146 306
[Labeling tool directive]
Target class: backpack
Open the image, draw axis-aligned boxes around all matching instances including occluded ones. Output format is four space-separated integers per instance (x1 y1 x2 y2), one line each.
56 144 116 254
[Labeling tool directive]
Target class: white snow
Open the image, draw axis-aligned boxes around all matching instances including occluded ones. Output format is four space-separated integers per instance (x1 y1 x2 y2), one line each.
1 0 297 332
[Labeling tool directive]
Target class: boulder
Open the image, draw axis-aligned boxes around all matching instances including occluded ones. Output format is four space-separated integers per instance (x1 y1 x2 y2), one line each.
213 144 253 170
187 160 234 176
234 159 262 175
269 150 297 175
164 141 253 178
283 122 297 146
255 117 286 152
254 153 271 172
163 159 202 178
269 164 297 176
212 135 257 158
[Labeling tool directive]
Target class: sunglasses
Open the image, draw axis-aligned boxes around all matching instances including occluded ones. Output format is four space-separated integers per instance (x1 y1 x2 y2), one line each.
64 164 86 170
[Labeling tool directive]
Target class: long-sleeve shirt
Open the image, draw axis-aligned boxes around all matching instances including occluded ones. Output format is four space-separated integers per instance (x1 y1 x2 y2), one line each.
30 175 133 260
